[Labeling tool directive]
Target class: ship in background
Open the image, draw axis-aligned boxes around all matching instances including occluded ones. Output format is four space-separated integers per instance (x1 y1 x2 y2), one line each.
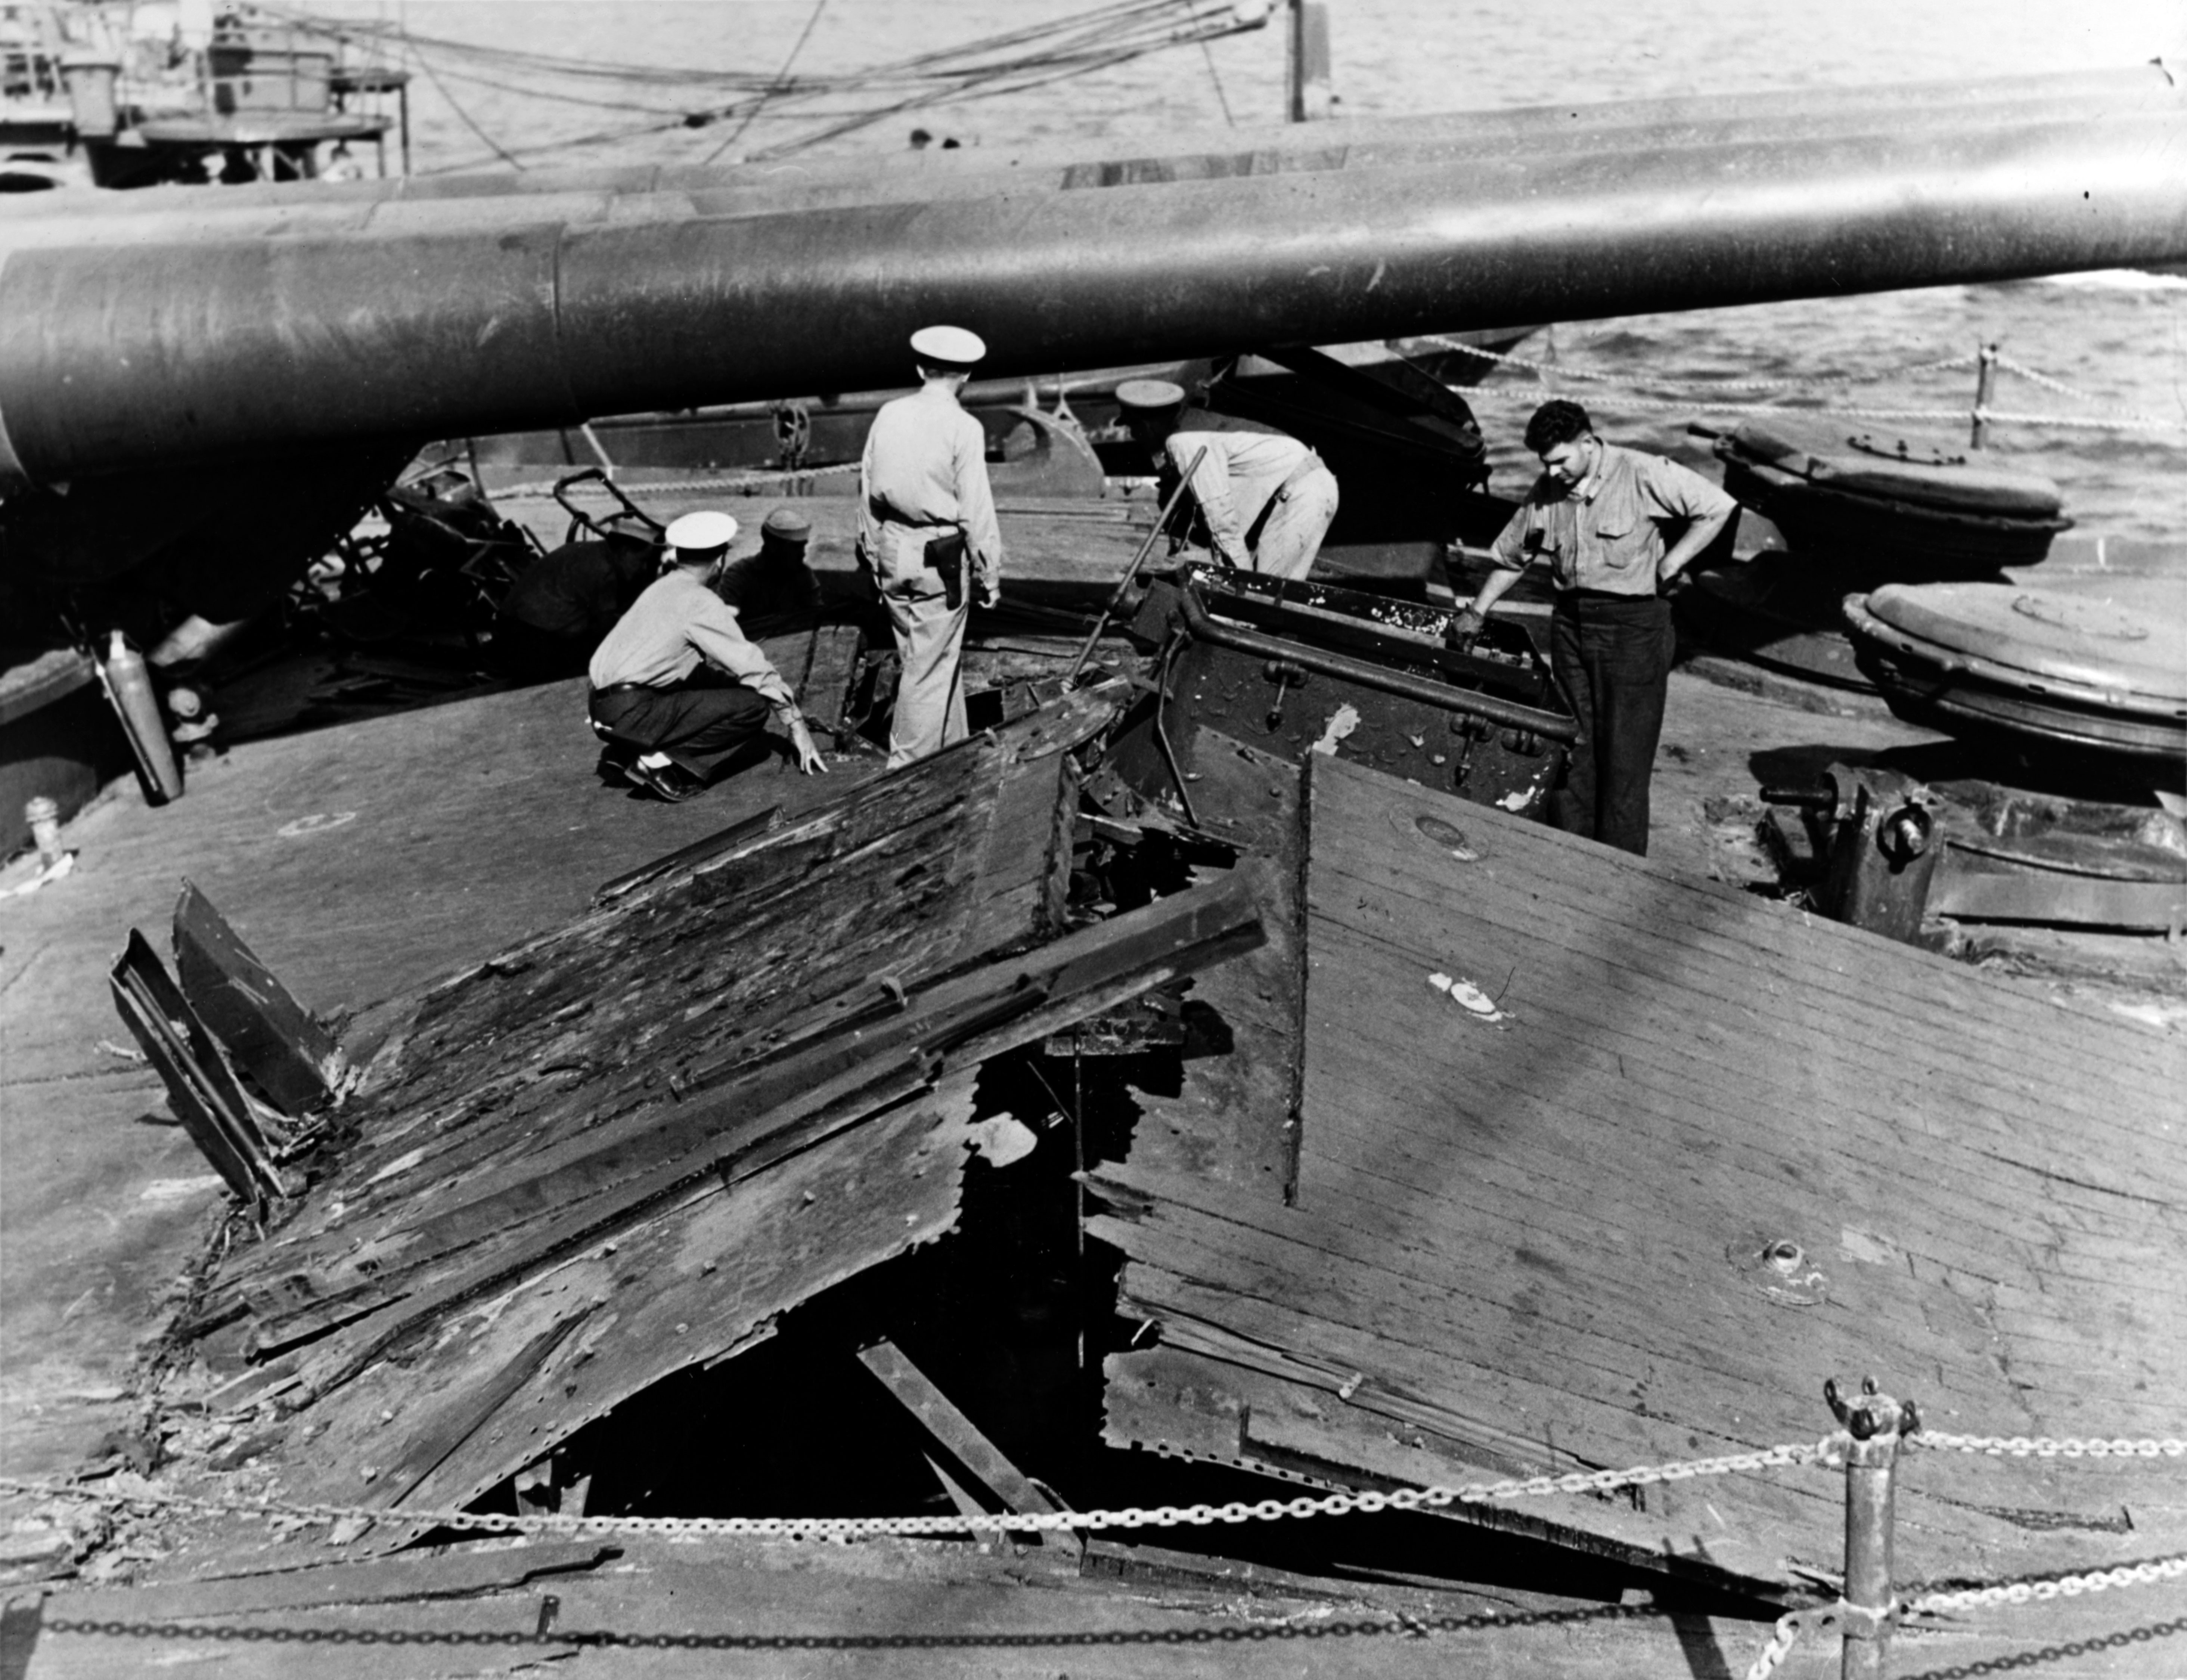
0 0 406 187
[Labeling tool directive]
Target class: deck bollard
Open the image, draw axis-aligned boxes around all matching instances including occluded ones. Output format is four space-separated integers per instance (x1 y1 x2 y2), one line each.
1828 1376 1920 1680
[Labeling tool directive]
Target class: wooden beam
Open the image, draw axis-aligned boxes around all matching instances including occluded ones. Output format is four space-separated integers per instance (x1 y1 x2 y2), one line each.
857 1340 1068 1548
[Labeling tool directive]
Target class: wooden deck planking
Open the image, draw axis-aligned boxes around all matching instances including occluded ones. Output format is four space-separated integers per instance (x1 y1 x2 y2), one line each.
1306 835 2178 1141
1291 1115 2172 1388
1303 846 2176 1199
1119 731 1304 1194
1096 752 2186 1593
1098 1157 2174 1540
1298 956 2178 1290
1318 805 2183 1095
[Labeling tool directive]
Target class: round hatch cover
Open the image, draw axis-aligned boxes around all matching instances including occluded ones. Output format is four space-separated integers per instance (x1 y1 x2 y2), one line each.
1865 581 2187 704
1846 431 1967 469
2009 592 2149 642
1723 415 2063 516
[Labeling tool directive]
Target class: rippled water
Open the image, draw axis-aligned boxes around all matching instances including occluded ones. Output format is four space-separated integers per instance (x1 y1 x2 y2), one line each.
349 0 2185 534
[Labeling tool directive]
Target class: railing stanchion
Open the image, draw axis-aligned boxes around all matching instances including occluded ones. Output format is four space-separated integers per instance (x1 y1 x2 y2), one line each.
1828 1376 1918 1680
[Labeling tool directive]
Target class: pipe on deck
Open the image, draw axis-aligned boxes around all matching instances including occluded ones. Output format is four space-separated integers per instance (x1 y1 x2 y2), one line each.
1 90 2183 488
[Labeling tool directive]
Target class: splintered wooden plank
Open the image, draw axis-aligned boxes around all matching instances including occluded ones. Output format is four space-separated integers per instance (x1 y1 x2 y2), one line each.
1118 731 1304 1195
593 805 784 906
857 1339 1064 1539
216 721 1088 1307
279 861 1268 1392
173 880 342 1114
244 836 1264 1376
796 621 865 738
55 1541 617 1620
109 930 279 1203
110 974 260 1206
1093 751 2185 1595
264 1083 973 1529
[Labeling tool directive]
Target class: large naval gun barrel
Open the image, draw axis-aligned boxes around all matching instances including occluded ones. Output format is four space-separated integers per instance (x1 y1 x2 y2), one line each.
1 65 2183 491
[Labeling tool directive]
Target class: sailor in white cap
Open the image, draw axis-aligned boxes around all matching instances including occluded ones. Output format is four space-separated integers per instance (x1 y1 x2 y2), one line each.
1114 378 1340 582
587 509 827 800
856 324 1004 768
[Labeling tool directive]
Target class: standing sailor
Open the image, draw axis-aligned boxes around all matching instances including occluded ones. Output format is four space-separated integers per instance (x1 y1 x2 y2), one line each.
857 325 1003 768
587 510 827 801
1114 379 1339 580
1460 399 1734 856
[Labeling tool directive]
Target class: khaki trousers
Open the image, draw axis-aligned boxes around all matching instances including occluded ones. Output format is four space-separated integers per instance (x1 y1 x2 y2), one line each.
1248 463 1341 581
869 524 969 768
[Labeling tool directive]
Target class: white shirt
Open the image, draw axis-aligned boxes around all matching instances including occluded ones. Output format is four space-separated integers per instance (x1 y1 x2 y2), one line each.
587 570 797 720
1166 428 1313 566
857 385 1004 587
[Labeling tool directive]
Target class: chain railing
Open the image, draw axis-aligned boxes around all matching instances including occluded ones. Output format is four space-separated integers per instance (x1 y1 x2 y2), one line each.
1420 333 2187 437
0 1436 1837 1543
5 1400 2182 1679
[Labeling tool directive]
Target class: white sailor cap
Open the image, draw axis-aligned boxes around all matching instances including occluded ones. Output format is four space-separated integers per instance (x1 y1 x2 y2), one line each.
664 510 739 556
909 324 987 368
1114 378 1188 412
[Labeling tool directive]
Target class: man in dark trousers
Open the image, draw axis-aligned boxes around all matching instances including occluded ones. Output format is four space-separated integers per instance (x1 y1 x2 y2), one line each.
1461 399 1734 855
587 510 827 801
493 516 660 682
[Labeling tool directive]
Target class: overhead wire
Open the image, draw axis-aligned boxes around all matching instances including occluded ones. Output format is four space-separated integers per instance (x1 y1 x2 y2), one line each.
1201 38 1237 126
409 40 526 171
702 0 830 165
246 0 1265 176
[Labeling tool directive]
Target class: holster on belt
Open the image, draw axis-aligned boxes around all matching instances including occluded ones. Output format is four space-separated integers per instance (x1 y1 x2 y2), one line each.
922 528 968 610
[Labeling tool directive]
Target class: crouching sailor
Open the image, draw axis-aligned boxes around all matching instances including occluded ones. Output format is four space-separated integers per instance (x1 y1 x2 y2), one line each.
587 510 828 801
1114 378 1340 581
858 324 1003 768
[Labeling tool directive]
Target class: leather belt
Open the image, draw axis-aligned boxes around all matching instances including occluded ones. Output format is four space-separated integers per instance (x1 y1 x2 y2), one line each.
589 682 654 699
867 503 957 529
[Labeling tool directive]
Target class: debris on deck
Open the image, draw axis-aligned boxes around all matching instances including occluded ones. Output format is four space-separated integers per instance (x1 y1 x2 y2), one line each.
136 683 1265 1554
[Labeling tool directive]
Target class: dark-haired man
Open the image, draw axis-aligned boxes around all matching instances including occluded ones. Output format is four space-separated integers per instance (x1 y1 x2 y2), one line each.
1461 399 1733 856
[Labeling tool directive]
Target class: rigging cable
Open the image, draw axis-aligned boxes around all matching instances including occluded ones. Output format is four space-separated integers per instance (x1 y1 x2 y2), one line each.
1201 37 1236 126
410 35 527 170
703 0 830 165
316 0 1262 175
